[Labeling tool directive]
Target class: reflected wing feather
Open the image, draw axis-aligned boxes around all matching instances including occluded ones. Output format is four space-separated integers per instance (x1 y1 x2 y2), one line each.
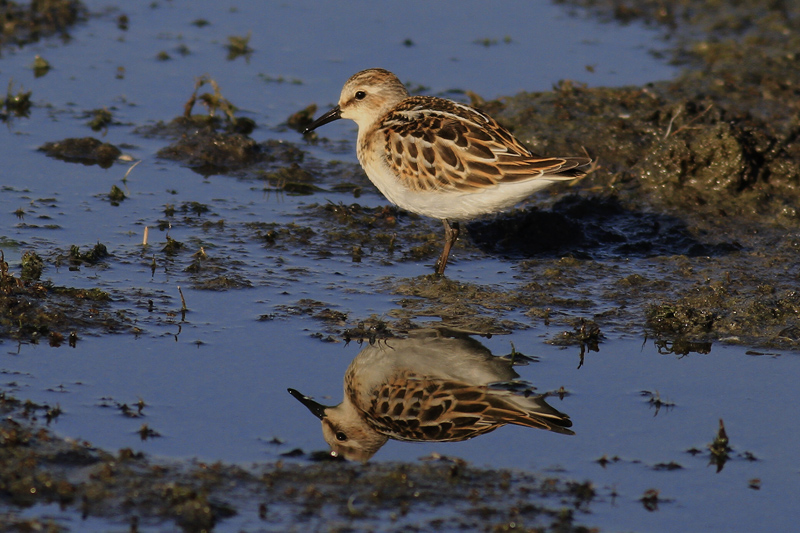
367 376 573 442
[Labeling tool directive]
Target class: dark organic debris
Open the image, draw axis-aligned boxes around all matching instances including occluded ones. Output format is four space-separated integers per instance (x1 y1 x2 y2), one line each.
162 236 184 255
0 0 86 48
0 250 126 343
547 319 601 369
108 184 126 205
595 455 620 468
66 243 110 266
653 461 683 471
179 201 210 215
653 338 713 357
286 103 317 134
31 55 51 77
2 81 32 119
138 423 160 440
38 137 122 168
225 32 253 60
151 117 309 176
191 274 252 291
20 251 44 281
157 127 261 173
640 488 669 512
549 318 602 347
641 390 676 416
86 107 113 131
342 318 394 346
183 74 254 134
708 419 731 473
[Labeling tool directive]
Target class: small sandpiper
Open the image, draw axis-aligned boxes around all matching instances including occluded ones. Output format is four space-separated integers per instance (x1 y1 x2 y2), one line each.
304 68 591 275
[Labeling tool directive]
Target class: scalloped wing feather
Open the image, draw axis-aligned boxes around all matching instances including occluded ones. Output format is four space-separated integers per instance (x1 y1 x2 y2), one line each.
380 96 589 193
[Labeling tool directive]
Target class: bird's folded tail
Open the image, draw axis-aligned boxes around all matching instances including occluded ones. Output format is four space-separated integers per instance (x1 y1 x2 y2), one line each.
543 156 592 179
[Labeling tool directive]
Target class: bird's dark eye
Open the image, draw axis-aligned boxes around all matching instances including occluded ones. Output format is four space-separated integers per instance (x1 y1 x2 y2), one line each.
355 91 366 100
335 431 347 441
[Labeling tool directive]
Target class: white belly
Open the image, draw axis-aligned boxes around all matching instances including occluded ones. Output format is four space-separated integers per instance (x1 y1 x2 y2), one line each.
361 155 561 221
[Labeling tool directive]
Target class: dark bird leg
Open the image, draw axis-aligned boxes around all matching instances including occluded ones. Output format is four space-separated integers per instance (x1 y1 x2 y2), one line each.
434 220 460 275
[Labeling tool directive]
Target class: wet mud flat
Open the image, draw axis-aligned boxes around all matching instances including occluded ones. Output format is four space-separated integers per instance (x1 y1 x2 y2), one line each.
1 395 599 532
105 0 800 349
2 0 800 531
466 0 800 347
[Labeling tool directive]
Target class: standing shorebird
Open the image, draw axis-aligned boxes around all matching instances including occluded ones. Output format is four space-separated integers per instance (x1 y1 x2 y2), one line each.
304 68 591 275
288 328 573 462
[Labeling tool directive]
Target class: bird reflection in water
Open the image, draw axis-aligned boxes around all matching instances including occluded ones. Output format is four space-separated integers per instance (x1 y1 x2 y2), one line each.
288 327 573 462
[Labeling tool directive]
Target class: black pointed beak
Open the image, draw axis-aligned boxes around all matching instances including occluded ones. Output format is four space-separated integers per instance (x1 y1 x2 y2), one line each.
302 105 342 134
287 388 328 420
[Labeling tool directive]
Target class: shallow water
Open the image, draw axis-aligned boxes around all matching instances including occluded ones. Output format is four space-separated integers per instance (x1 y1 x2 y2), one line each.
3 1 799 532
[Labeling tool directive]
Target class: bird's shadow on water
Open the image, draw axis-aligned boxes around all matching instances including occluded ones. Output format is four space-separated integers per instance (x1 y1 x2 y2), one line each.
467 194 740 260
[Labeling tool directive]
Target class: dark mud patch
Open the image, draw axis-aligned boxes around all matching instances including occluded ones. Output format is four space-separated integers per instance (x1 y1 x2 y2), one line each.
152 231 256 291
0 248 131 344
493 83 800 230
0 393 600 532
141 115 370 196
515 235 800 348
375 227 796 349
184 249 253 290
155 120 266 174
297 202 442 263
38 137 122 168
645 282 800 347
240 201 450 269
136 77 370 194
388 277 529 333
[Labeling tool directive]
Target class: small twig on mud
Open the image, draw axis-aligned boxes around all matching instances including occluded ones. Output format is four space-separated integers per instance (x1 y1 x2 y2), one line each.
569 146 600 187
119 160 141 196
183 76 205 117
664 104 713 139
122 159 141 182
664 107 682 139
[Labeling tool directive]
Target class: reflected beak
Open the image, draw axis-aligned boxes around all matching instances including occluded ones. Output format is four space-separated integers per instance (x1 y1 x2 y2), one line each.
287 388 329 420
302 105 342 133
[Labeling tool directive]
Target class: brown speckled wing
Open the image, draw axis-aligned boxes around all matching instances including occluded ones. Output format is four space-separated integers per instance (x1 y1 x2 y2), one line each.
379 96 588 193
478 393 574 435
365 376 572 442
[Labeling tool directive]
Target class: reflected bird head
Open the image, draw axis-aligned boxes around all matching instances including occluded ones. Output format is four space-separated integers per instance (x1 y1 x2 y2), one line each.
288 388 388 462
